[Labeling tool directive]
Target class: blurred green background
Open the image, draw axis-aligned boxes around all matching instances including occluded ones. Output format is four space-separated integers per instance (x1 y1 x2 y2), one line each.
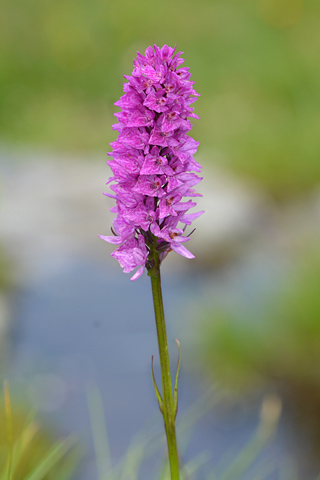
1 0 319 197
1 0 320 478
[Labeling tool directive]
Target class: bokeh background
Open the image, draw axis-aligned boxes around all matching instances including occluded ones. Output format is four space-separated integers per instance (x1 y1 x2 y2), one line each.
1 0 320 478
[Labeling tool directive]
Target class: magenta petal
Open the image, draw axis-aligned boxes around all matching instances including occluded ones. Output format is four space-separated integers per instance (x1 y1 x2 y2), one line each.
99 235 123 245
103 192 117 199
180 210 205 224
170 242 195 259
130 266 145 281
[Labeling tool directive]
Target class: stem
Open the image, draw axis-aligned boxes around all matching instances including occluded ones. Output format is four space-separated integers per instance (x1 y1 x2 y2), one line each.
149 249 180 480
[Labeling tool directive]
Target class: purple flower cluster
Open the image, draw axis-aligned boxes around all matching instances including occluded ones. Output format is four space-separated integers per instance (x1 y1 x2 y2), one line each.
100 44 203 280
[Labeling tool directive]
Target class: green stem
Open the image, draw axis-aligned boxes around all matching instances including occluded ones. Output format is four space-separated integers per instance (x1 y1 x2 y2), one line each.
149 249 180 480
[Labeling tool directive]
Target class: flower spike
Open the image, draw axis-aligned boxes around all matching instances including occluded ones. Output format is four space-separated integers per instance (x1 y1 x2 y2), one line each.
100 44 203 280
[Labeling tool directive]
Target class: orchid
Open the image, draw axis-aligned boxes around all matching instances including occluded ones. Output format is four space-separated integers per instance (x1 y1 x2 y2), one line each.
100 44 203 281
100 44 203 480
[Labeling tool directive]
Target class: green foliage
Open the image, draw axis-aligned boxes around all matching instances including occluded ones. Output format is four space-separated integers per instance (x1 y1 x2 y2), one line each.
0 0 320 196
87 386 281 480
0 384 81 480
0 245 14 293
195 249 320 394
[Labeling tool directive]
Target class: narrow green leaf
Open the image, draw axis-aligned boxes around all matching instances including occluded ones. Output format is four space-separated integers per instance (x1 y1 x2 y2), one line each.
23 435 76 480
8 421 39 480
151 355 163 414
86 384 113 480
173 339 181 419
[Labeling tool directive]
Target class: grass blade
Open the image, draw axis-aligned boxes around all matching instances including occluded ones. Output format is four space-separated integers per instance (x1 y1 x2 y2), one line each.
23 435 77 480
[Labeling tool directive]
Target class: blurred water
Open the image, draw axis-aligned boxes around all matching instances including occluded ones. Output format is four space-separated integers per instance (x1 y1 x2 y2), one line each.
5 254 286 479
0 148 290 478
